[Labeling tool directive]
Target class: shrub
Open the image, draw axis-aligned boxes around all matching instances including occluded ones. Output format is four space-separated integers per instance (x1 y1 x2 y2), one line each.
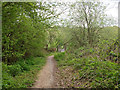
54 52 65 61
2 57 46 89
2 72 15 89
7 64 22 77
15 58 35 71
73 57 119 88
2 63 15 89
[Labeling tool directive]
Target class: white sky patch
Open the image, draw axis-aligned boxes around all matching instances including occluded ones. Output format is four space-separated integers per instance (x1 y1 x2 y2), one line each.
105 2 118 20
40 0 76 2
39 0 119 26
40 0 119 19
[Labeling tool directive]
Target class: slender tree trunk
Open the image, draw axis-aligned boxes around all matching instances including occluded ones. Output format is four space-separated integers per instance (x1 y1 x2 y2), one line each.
88 27 91 46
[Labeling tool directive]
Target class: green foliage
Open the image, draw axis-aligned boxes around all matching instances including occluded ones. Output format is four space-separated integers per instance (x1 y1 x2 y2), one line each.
56 54 119 88
2 57 46 89
54 52 65 61
78 47 85 51
53 25 119 88
8 64 22 76
2 72 14 89
99 26 118 41
2 1 119 89
2 2 55 63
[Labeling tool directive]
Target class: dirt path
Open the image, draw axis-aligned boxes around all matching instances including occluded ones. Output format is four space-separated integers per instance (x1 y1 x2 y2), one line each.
32 55 56 88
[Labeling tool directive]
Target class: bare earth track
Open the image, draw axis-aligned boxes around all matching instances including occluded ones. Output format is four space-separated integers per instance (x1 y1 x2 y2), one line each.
32 55 57 88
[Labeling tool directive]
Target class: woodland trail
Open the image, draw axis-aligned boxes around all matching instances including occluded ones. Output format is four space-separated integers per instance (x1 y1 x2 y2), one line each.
32 55 56 88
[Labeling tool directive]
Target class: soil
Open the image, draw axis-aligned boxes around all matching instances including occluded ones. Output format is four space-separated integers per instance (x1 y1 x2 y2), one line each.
32 55 81 88
32 55 57 88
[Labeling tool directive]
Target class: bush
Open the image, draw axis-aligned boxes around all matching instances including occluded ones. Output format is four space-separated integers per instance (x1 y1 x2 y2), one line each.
2 72 15 89
2 63 15 88
8 64 22 77
25 58 35 65
54 52 65 61
15 58 35 71
72 57 119 88
2 57 46 89
56 51 120 88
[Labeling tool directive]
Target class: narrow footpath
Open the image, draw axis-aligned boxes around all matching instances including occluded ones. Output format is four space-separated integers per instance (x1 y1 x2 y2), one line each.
32 55 56 88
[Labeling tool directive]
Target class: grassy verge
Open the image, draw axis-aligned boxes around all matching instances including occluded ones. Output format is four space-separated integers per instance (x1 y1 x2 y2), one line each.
2 57 46 89
54 52 120 88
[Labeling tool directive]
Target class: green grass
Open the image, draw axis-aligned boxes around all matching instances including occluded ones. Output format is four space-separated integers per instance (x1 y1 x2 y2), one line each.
2 57 46 89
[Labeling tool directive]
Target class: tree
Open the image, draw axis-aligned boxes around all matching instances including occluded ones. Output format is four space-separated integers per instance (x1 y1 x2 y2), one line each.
2 2 56 63
69 1 107 46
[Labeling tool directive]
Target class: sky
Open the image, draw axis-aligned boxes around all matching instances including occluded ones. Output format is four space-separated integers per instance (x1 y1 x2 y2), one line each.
104 1 118 20
2 0 119 20
41 0 119 20
40 0 119 26
104 1 118 26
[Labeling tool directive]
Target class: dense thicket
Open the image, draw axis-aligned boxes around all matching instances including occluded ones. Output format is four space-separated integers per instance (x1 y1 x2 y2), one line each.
2 2 55 63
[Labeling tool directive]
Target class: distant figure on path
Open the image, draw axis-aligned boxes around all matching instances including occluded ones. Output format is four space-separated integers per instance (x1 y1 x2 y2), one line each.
61 49 65 52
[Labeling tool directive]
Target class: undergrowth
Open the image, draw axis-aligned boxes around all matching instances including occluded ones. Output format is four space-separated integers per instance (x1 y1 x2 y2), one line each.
54 51 120 88
2 57 46 89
